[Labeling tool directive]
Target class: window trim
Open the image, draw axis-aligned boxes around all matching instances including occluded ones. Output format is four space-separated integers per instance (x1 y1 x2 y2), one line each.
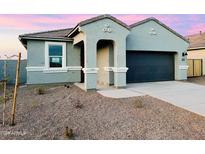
45 41 66 71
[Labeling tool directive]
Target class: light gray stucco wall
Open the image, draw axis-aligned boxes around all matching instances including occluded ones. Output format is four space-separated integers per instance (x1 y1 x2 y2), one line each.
27 40 81 84
27 71 80 84
26 18 189 87
27 41 45 67
109 44 114 85
126 20 189 80
97 46 110 86
74 18 130 89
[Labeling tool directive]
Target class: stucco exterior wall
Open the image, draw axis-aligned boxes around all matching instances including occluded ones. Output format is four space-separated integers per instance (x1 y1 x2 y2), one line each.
73 32 85 45
97 46 109 85
26 40 81 84
79 18 129 89
96 43 114 86
127 20 189 80
25 18 189 88
109 44 114 85
127 20 188 51
27 41 45 66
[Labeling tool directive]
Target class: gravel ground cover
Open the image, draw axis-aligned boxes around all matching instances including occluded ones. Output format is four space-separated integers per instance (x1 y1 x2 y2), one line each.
187 76 205 85
0 84 205 140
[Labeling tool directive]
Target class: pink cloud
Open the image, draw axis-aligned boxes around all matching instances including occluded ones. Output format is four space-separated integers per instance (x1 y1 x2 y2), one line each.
0 15 44 30
0 14 182 32
150 15 181 27
0 14 98 31
115 15 148 25
187 23 205 35
115 14 181 28
0 14 204 35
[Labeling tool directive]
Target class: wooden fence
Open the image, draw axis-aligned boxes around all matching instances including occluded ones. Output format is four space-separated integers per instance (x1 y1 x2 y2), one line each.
187 59 203 77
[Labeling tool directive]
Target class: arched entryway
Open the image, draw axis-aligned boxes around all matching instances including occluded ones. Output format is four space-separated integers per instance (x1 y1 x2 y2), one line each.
96 40 114 88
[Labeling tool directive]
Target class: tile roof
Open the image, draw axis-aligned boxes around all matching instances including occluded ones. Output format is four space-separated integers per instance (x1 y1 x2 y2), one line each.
67 14 130 37
77 14 130 29
19 28 73 39
19 14 130 40
19 14 189 48
186 32 205 49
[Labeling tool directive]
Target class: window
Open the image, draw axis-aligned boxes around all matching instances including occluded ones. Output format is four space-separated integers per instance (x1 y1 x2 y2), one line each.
45 42 66 71
49 45 62 67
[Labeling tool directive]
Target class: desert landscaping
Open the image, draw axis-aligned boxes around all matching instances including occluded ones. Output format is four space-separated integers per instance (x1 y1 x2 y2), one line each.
0 83 205 140
187 76 205 86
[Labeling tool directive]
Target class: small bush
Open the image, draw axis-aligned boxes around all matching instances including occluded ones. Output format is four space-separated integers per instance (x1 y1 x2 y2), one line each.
134 99 143 108
6 92 13 101
74 100 83 109
0 84 3 91
64 84 70 88
64 127 74 139
35 87 45 95
0 96 4 104
31 101 38 108
75 103 83 109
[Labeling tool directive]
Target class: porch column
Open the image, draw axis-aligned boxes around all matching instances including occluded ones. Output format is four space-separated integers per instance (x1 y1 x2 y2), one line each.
113 38 128 88
83 38 98 90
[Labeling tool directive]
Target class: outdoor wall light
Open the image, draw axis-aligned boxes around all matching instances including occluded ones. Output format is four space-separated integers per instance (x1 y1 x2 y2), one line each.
182 52 188 56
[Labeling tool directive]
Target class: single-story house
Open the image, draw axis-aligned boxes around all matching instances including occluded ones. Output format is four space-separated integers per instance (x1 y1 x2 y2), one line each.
187 31 205 75
19 14 189 90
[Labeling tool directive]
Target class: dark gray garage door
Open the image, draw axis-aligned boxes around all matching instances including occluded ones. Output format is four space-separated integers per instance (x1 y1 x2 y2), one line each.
126 51 175 83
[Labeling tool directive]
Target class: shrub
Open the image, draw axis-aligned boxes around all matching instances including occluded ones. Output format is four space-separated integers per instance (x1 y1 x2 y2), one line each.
74 100 83 109
0 84 3 91
35 87 45 95
75 103 83 109
0 96 4 104
6 92 13 101
64 127 74 139
31 101 38 108
134 99 143 108
64 84 70 88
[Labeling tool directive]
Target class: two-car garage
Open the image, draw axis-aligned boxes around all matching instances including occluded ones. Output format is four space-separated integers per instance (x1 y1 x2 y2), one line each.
126 51 175 83
125 17 189 85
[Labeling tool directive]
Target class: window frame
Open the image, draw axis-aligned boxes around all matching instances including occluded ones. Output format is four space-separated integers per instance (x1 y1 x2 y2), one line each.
45 41 66 71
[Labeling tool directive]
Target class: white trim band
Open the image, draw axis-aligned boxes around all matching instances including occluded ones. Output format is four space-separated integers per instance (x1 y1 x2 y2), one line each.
112 67 128 73
179 65 189 70
26 66 44 72
104 67 113 71
43 68 68 73
104 67 128 72
82 68 99 73
67 66 82 71
26 66 82 72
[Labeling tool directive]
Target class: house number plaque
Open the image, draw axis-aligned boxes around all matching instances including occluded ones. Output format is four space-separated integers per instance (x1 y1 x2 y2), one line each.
149 28 157 35
103 24 112 33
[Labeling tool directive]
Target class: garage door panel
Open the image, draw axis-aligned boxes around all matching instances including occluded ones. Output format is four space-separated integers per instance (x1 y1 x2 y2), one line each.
126 51 174 83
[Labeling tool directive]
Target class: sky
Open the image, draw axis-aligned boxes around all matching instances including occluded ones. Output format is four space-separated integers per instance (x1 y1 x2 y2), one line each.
0 14 205 59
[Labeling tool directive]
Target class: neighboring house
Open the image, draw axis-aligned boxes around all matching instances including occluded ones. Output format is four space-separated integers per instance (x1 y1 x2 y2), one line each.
187 32 205 75
19 14 189 90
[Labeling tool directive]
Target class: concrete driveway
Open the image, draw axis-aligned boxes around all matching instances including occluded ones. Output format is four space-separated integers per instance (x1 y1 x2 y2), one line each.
127 81 205 116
